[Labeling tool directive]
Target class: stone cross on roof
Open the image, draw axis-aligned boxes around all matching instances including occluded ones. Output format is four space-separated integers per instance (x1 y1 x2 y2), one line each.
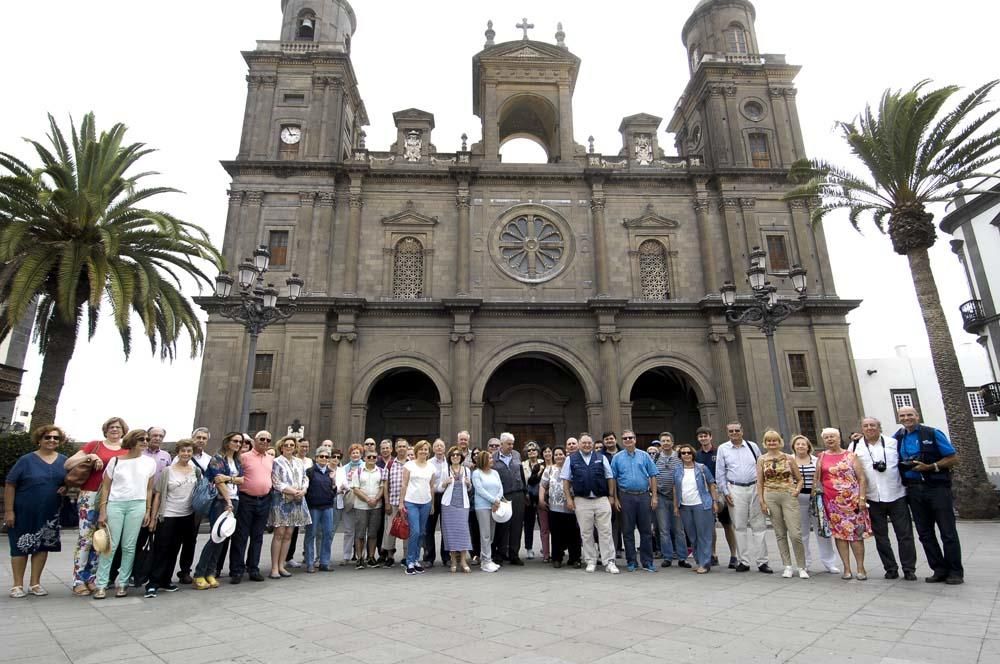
516 17 534 40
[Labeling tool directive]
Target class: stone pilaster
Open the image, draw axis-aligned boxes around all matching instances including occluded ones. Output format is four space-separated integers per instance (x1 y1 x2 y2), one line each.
718 197 745 289
805 198 837 296
708 331 738 427
692 197 718 293
456 183 471 295
312 192 335 295
238 77 260 159
331 326 357 445
240 191 264 267
590 181 610 297
251 75 277 160
342 179 364 295
222 190 244 271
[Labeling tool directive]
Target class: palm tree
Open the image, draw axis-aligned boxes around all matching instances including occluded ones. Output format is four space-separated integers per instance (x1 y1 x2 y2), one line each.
785 80 1000 518
0 113 221 428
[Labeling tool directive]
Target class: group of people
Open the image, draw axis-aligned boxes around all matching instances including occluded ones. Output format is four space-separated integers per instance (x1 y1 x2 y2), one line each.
4 405 965 598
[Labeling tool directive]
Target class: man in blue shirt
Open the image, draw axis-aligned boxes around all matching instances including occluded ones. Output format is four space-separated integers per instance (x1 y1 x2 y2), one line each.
893 406 962 584
610 429 659 572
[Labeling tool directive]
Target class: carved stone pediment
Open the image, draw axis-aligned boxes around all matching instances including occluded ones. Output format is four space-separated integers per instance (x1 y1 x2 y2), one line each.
482 40 577 62
381 200 439 226
622 204 680 229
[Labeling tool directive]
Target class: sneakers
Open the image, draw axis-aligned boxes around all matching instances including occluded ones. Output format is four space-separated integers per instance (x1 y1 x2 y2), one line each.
161 584 179 592
661 560 672 568
826 566 842 575
382 557 395 569
356 560 366 570
144 587 158 598
678 560 692 569
781 566 793 578
413 564 425 574
606 562 620 575
643 563 657 573
481 561 500 573
627 563 638 572
206 576 220 589
286 560 303 569
405 565 416 576
799 569 810 579
526 550 535 560
366 557 379 568
192 577 211 590
585 562 597 573
728 557 738 569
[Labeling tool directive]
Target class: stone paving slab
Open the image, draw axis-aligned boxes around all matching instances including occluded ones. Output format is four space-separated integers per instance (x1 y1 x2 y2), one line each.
2 522 999 664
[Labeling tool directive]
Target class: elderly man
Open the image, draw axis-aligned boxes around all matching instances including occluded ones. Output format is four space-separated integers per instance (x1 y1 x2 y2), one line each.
610 429 659 572
381 438 409 567
893 407 962 584
131 426 171 587
716 422 770 573
653 432 689 567
230 431 274 583
562 433 620 574
851 417 917 580
492 432 527 565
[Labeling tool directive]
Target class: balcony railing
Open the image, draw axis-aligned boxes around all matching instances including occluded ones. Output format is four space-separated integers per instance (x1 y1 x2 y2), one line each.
960 298 987 333
981 382 1000 415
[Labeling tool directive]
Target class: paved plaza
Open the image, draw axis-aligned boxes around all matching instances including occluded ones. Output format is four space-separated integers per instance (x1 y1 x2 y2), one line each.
3 522 999 664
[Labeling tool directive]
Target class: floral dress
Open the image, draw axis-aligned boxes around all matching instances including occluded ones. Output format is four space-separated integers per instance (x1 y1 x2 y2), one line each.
819 451 871 541
268 455 312 528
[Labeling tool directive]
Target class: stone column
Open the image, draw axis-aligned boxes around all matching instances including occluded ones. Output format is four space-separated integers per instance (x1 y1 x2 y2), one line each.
311 192 335 295
297 192 316 276
768 86 793 165
807 199 837 296
692 197 718 293
739 197 758 265
342 180 364 295
718 198 747 291
310 75 331 159
722 85 744 166
238 77 260 159
251 76 277 160
222 190 244 270
590 183 611 297
331 330 357 445
451 333 473 436
596 332 622 434
456 183 471 295
240 191 264 267
708 331 738 428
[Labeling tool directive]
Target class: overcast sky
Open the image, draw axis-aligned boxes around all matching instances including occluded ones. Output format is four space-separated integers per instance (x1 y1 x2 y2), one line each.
0 0 993 441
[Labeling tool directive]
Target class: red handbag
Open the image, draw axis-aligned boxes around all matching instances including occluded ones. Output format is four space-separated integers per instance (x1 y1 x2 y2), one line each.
389 509 410 539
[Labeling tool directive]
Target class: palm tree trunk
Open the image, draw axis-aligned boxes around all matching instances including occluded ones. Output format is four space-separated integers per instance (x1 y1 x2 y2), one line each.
29 316 77 429
907 247 999 518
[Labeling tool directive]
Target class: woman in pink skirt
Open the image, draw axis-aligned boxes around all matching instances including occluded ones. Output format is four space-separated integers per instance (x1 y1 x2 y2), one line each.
816 427 871 580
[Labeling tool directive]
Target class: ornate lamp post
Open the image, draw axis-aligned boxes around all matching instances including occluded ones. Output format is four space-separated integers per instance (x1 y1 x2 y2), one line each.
214 245 305 433
720 247 807 443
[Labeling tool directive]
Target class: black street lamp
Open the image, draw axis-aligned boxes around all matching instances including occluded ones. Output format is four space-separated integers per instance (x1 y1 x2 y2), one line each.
214 245 305 433
720 248 807 443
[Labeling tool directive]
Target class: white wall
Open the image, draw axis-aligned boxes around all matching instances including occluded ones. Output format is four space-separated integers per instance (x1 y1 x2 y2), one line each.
855 343 1000 484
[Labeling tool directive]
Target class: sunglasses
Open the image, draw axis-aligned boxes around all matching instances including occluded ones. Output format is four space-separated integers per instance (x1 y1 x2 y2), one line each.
316 455 330 459
333 455 342 459
136 436 150 442
258 437 272 442
622 436 635 440
679 450 694 455
365 455 377 460
42 434 62 441
488 444 500 448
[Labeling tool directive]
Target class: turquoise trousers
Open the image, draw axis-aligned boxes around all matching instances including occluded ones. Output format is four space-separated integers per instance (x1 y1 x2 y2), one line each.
96 499 146 589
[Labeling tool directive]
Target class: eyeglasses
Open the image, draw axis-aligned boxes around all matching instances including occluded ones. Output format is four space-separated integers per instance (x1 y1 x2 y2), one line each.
42 434 62 441
257 437 271 442
365 455 377 460
679 451 694 456
316 455 330 459
622 436 635 440
333 455 342 459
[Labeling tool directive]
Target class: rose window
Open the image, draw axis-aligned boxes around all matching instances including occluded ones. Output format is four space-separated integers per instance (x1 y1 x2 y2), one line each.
497 215 565 282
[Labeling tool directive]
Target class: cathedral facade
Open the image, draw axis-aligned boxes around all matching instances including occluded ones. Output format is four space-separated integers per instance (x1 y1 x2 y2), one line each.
194 0 864 449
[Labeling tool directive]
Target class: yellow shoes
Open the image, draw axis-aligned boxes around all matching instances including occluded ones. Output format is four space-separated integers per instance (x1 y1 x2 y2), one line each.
192 577 211 590
205 576 220 588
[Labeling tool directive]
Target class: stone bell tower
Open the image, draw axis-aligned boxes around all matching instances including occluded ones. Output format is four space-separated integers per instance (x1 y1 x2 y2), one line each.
668 0 806 171
472 20 583 163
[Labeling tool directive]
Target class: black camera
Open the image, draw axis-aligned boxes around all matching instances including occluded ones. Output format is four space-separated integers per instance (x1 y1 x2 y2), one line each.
872 460 887 473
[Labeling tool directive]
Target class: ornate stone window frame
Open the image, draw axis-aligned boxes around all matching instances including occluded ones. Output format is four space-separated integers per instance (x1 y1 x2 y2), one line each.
380 201 437 299
261 223 295 273
623 204 680 300
488 203 575 285
740 96 768 123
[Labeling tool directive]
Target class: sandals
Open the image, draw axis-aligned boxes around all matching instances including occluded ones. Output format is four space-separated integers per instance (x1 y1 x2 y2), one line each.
9 586 27 598
72 585 92 597
841 572 854 580
29 584 48 596
93 588 107 600
115 586 128 598
856 572 868 581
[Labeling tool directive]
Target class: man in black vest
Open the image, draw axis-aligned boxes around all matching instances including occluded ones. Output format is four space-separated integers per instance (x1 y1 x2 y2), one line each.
492 432 526 565
893 406 962 584
562 433 620 574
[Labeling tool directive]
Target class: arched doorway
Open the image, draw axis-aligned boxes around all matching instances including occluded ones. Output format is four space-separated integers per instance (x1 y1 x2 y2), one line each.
365 368 440 443
628 367 701 447
482 355 588 452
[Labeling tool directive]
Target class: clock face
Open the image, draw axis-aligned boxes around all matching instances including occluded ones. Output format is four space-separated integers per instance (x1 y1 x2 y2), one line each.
280 126 302 144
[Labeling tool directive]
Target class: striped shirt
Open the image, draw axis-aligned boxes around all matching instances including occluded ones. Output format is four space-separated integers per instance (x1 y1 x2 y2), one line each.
653 453 682 495
795 455 817 493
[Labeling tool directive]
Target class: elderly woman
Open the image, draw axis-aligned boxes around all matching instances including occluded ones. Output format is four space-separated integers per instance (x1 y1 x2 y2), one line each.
816 427 871 580
268 436 311 578
792 435 840 574
439 445 473 572
193 431 244 590
5 425 68 598
303 447 337 572
338 443 364 565
756 431 808 579
672 444 719 574
521 441 544 561
351 448 386 567
145 439 200 598
472 450 503 573
94 429 157 599
399 440 436 575
538 447 580 569
64 416 130 595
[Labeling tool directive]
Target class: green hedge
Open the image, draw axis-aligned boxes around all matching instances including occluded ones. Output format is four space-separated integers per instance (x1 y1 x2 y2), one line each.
0 432 77 483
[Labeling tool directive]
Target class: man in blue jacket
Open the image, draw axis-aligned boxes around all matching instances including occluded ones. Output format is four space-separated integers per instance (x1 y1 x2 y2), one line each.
893 407 962 584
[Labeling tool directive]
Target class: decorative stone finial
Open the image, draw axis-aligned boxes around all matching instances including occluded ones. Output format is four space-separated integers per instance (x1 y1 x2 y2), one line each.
555 22 566 48
484 19 495 47
516 17 534 40
588 136 595 154
359 130 366 149
461 133 468 151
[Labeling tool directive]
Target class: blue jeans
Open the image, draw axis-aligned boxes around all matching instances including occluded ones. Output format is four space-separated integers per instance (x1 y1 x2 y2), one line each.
304 507 337 568
679 505 715 568
655 493 688 559
404 501 432 566
619 492 654 567
195 498 237 578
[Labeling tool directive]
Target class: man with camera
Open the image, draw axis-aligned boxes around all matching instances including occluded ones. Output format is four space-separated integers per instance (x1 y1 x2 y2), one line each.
851 417 917 580
892 407 962 585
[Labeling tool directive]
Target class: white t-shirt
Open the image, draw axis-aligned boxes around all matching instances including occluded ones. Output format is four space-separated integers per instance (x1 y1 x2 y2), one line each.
403 460 436 505
162 467 197 517
680 467 701 506
106 455 157 502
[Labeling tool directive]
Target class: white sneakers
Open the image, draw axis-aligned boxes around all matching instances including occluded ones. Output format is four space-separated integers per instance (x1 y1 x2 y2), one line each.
782 566 794 578
827 567 842 574
799 569 810 579
526 550 535 560
480 561 500 573
606 562 620 574
585 562 597 573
